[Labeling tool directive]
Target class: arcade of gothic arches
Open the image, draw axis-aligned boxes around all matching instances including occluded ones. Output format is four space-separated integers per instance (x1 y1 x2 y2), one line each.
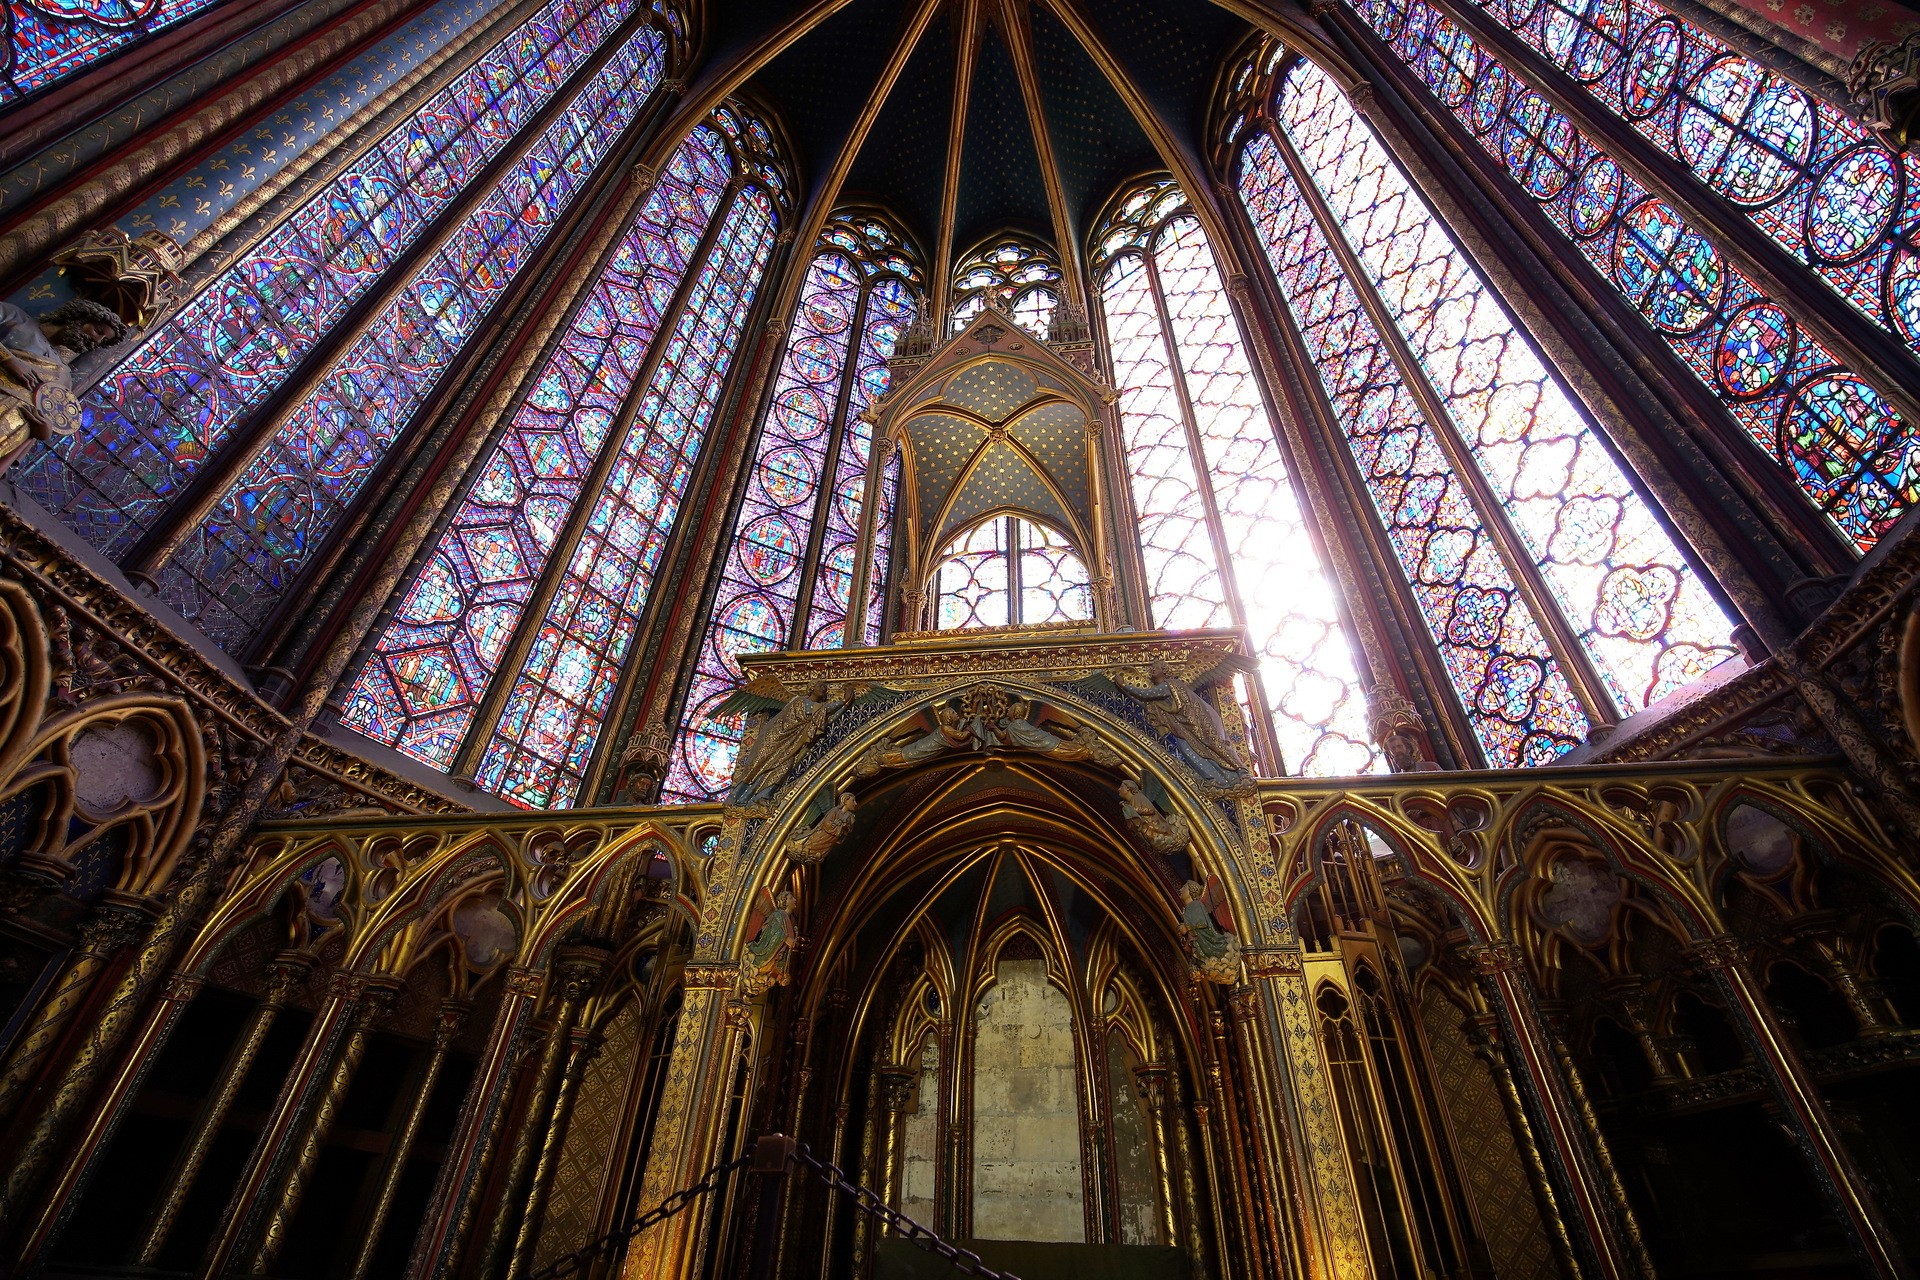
6 0 1920 1276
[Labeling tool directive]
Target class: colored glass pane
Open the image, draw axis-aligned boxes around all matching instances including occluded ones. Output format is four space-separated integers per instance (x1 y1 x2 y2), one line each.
664 252 859 802
1279 57 1737 711
153 23 667 650
936 518 1016 631
1350 0 1917 547
17 0 643 557
1239 130 1589 765
1461 0 1920 441
1100 195 1380 777
475 183 777 809
4 0 223 102
663 220 920 804
340 125 733 769
949 237 1062 335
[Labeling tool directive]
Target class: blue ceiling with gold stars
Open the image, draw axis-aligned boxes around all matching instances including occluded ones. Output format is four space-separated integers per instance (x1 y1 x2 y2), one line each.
713 0 1252 265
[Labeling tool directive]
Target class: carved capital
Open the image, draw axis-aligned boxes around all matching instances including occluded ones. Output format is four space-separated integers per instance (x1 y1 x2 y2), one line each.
434 998 474 1047
78 902 151 956
682 961 737 990
1345 81 1376 115
1687 934 1746 971
504 965 547 998
554 943 612 1002
1229 985 1261 1021
1465 941 1523 975
1242 948 1304 978
54 226 184 327
162 971 206 1002
1849 33 1920 148
631 163 659 191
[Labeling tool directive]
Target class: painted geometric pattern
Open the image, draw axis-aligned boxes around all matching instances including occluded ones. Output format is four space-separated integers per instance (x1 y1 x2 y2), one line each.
16 0 641 555
4 0 223 102
1352 0 1916 548
153 23 668 651
1280 60 1737 713
1473 0 1920 374
533 996 644 1270
1418 989 1556 1279
340 126 733 771
475 184 777 809
665 251 862 804
1239 129 1589 767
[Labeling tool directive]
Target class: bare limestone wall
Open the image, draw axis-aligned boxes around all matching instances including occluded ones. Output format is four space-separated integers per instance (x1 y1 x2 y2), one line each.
1106 1038 1162 1244
971 957 1085 1241
900 1032 940 1226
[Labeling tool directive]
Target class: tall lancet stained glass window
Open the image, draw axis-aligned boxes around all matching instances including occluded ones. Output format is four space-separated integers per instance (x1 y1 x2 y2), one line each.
1340 0 1915 547
17 0 668 648
1228 51 1739 765
1094 183 1378 777
343 108 786 810
664 215 921 803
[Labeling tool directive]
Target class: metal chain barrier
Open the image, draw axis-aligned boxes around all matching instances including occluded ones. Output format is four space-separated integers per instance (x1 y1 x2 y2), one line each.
522 1133 1020 1280
525 1152 751 1280
786 1139 1022 1279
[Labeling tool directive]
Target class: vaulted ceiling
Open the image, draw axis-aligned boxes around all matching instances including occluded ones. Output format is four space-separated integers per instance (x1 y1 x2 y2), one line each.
700 0 1258 275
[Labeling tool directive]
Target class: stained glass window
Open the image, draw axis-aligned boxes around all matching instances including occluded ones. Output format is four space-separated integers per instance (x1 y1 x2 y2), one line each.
933 516 1091 631
475 184 778 809
341 115 778 807
1095 184 1380 777
1468 0 1920 368
663 215 922 803
1343 0 1917 547
150 21 669 651
950 236 1062 337
1238 132 1588 766
1230 54 1737 753
16 0 649 564
4 0 223 102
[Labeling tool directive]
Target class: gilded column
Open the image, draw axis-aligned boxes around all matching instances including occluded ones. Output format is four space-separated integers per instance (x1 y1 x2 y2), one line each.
1538 1006 1656 1279
483 945 606 1279
202 970 369 1278
13 968 204 1269
619 965 738 1280
1690 935 1908 1278
1132 1065 1182 1251
350 999 471 1280
0 895 151 1125
406 965 547 1280
1229 983 1307 1280
817 1101 852 1276
509 1025 605 1279
874 1064 917 1233
1467 942 1644 1280
137 953 313 1265
250 978 401 1275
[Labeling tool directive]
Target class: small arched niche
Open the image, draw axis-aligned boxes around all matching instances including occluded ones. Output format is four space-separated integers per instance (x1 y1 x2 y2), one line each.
933 515 1092 632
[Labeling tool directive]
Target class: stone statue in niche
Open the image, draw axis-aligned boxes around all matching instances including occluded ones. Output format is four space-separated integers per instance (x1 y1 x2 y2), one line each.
739 886 798 995
1117 661 1255 797
0 300 126 468
1118 777 1189 854
728 681 848 806
1180 875 1240 984
785 789 856 866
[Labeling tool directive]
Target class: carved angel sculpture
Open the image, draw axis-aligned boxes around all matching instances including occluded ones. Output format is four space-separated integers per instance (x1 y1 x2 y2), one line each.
728 681 846 806
1118 777 1190 854
785 790 856 866
739 887 798 995
1180 875 1241 984
852 701 969 777
1000 695 1120 765
1120 661 1255 796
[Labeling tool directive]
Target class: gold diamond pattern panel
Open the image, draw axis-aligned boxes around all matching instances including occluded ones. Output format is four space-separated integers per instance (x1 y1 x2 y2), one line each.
533 996 646 1269
1418 987 1556 1279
